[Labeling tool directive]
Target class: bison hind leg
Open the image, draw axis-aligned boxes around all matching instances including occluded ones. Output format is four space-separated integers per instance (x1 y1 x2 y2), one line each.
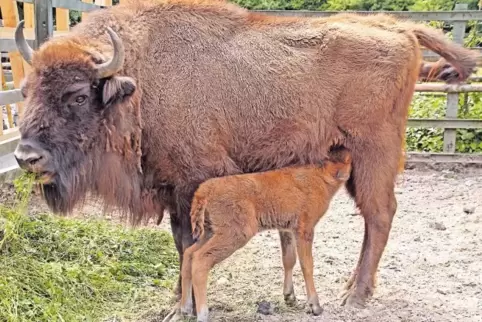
339 137 401 308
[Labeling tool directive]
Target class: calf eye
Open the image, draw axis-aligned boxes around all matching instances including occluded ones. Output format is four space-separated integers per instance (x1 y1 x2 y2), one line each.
75 95 87 105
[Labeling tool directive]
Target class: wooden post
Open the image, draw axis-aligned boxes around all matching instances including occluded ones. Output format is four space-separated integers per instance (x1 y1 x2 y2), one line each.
34 0 53 49
443 3 468 154
0 0 25 117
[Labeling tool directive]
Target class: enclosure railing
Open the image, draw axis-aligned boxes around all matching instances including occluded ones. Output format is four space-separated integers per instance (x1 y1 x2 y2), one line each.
1 1 482 163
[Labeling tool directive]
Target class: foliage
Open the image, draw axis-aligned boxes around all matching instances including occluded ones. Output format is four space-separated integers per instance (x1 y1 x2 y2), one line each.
230 0 480 10
0 174 179 322
406 93 482 153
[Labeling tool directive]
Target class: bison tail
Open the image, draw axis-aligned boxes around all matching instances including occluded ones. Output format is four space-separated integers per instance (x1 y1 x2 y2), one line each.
191 196 208 242
410 24 478 82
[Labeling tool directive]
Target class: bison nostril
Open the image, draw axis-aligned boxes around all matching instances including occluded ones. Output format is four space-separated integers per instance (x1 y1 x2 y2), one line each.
27 155 43 166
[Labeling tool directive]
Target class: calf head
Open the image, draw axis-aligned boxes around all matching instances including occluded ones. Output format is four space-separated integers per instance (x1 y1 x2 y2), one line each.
325 147 352 183
13 21 142 215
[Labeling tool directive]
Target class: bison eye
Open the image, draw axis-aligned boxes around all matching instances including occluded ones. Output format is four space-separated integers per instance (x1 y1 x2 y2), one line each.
75 95 88 105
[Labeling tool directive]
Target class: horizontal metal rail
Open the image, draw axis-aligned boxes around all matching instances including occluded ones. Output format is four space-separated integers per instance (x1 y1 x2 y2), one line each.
407 118 482 129
0 89 22 105
0 39 35 52
415 83 482 93
406 152 482 164
16 0 104 11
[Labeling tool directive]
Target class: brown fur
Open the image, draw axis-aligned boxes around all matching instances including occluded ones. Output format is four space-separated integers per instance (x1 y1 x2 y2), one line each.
171 149 352 321
15 0 478 311
314 12 477 83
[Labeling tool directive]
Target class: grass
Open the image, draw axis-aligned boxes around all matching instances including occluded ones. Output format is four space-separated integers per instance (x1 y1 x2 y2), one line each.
0 174 179 322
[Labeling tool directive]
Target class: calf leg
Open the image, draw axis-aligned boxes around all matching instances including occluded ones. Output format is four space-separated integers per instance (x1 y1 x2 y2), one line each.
192 232 253 322
279 230 297 306
180 242 203 316
163 241 203 322
341 142 399 308
295 228 322 316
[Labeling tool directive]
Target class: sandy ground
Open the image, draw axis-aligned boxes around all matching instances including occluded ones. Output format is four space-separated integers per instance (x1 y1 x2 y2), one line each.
2 167 482 322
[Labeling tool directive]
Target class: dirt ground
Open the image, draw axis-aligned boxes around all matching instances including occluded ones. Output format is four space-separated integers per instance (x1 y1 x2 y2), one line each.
2 167 482 322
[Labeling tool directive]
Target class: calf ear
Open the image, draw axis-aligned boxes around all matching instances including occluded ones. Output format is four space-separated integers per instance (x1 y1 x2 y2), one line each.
335 169 350 181
102 76 136 108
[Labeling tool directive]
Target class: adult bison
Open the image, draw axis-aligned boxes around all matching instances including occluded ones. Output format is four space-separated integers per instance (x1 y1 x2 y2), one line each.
13 0 476 315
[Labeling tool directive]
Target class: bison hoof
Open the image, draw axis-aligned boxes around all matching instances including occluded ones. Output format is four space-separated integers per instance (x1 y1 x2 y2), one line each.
340 288 369 309
173 280 182 301
162 304 187 322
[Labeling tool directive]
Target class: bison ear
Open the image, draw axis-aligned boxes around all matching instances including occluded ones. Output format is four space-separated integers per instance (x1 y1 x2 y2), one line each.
102 76 136 108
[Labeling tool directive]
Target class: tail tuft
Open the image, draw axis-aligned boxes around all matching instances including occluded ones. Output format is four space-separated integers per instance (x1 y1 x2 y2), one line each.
411 24 478 83
191 196 208 242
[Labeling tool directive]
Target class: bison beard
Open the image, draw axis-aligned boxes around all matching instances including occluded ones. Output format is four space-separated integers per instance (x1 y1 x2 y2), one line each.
12 0 478 318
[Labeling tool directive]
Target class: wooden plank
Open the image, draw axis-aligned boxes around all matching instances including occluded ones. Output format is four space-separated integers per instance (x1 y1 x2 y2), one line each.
22 1 34 76
82 0 94 21
407 118 482 129
56 8 70 31
443 3 467 154
0 0 19 26
95 0 112 5
252 10 482 22
23 3 34 27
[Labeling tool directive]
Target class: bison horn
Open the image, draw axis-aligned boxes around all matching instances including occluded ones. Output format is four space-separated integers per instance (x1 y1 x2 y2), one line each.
95 27 125 78
15 20 34 65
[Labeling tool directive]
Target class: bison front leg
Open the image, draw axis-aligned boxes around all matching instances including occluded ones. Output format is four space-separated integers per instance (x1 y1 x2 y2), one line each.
169 213 185 300
169 198 197 310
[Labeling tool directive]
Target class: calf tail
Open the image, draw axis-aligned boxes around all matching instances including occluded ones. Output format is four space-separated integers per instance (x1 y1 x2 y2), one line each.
190 195 208 242
409 23 478 82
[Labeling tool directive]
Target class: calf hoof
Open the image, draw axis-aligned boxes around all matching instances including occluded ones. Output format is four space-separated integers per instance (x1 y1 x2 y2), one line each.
304 297 323 316
305 302 323 316
196 307 209 322
284 291 297 307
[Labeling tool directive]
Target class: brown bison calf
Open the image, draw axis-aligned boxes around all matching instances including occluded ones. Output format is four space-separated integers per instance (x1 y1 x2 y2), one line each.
164 149 352 322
